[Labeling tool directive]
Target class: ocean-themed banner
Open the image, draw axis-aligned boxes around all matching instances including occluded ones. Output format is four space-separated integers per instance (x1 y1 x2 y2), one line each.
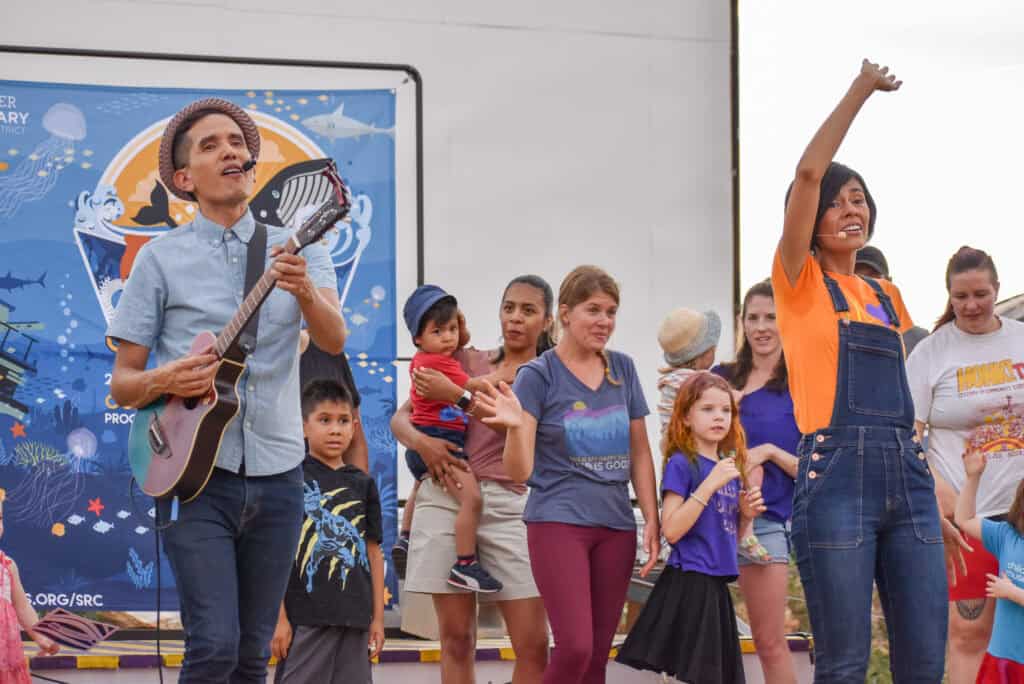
0 81 400 611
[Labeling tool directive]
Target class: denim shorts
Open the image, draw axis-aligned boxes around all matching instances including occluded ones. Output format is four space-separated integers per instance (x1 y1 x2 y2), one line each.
405 425 466 481
738 516 791 566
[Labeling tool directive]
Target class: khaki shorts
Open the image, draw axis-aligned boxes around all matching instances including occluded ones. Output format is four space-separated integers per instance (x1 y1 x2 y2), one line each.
404 478 539 601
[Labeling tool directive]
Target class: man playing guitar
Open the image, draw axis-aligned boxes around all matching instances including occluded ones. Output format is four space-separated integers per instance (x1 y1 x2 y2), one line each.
108 98 345 682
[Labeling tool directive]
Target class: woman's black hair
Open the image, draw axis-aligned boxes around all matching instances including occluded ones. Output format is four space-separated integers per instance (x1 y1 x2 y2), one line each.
785 162 877 252
493 275 555 363
718 280 789 392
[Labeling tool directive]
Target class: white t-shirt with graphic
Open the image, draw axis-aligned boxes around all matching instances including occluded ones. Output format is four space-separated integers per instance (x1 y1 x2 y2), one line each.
908 318 1024 518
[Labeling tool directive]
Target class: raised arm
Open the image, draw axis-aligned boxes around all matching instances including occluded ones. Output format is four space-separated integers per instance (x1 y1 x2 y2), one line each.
954 450 986 541
778 60 902 285
662 457 740 543
477 381 536 484
271 244 346 354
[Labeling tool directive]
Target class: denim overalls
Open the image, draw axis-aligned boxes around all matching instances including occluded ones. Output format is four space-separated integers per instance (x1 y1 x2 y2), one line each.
791 274 947 683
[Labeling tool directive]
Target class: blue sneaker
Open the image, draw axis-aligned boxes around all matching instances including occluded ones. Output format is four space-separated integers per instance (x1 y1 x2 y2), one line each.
447 561 503 593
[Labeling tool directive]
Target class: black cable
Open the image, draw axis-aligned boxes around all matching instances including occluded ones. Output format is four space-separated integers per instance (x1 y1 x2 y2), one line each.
154 498 164 684
30 674 69 683
129 477 166 684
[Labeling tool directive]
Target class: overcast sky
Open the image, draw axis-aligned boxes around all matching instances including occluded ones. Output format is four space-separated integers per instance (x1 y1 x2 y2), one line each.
740 1 1024 328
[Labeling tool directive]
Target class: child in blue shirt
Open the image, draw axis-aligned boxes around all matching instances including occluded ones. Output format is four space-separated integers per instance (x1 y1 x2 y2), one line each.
616 371 765 684
955 448 1024 680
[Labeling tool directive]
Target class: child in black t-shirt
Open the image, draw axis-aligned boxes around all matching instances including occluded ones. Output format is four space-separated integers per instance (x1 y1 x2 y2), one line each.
272 380 385 684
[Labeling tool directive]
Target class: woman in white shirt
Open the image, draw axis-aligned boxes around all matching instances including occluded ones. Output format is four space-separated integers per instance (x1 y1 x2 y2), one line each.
908 245 1024 684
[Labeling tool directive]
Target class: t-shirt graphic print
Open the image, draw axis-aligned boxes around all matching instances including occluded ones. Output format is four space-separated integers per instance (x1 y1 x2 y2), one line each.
298 479 369 592
967 395 1024 460
563 401 631 482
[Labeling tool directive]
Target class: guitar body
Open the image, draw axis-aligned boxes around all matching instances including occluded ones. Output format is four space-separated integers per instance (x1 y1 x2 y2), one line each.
128 331 246 502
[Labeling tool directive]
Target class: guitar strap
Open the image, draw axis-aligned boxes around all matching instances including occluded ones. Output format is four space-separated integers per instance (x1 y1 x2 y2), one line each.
236 221 268 357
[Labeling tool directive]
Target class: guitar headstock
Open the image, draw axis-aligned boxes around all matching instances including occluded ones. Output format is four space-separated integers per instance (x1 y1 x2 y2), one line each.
292 159 353 250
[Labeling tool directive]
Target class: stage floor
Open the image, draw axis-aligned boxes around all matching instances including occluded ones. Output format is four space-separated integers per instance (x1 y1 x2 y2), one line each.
23 634 815 683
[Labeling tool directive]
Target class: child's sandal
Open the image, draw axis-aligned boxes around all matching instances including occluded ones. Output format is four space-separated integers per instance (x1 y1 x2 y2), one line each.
739 535 772 564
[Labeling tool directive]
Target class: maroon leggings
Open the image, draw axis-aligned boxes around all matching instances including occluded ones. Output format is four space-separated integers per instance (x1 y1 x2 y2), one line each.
527 521 636 684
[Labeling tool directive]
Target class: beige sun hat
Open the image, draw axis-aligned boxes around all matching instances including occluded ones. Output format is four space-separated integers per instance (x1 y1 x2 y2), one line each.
158 98 260 201
657 308 722 369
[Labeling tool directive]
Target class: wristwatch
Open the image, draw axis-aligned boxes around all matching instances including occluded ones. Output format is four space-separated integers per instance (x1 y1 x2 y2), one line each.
456 390 473 411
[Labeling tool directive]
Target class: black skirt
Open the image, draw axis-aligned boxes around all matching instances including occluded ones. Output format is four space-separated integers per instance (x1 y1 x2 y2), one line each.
615 566 744 684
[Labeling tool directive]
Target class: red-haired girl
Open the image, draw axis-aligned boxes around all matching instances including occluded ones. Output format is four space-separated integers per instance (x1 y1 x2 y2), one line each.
615 371 765 683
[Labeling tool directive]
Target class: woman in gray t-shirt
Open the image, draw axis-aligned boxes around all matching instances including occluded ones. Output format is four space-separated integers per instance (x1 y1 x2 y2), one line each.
479 265 660 684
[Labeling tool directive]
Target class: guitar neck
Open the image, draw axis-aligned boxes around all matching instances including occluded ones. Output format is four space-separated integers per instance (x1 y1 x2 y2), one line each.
213 197 342 357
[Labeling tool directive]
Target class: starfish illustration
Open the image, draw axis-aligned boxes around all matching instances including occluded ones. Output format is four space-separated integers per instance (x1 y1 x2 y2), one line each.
87 498 105 517
9 422 26 438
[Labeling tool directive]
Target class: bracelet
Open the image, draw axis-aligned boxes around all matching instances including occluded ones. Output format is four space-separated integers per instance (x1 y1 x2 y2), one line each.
689 493 708 508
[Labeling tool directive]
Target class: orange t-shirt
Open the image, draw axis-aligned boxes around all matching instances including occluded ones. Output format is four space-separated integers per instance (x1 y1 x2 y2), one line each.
771 249 913 435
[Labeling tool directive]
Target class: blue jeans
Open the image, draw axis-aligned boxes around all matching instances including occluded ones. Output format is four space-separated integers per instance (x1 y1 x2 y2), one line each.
792 426 947 683
159 466 304 683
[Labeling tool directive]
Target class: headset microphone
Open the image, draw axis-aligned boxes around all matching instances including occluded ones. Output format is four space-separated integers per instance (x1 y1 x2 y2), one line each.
241 158 257 172
820 230 848 240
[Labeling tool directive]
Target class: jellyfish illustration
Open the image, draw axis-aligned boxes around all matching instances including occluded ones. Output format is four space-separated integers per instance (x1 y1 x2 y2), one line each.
7 440 85 527
0 102 87 218
66 427 98 473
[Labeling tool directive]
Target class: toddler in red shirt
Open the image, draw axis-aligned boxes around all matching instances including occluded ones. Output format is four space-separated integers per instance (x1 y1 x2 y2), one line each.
400 285 503 593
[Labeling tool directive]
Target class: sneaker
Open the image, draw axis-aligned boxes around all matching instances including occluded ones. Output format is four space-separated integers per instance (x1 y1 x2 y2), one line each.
391 536 410 580
447 561 503 593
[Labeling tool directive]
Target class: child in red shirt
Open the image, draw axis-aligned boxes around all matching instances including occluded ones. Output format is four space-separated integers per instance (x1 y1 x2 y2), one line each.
400 285 503 593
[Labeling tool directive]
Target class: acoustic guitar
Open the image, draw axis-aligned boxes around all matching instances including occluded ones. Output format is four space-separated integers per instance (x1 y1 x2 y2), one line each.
128 160 350 502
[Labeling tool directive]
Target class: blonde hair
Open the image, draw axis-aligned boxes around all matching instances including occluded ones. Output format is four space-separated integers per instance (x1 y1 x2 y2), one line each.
557 265 622 385
663 371 748 485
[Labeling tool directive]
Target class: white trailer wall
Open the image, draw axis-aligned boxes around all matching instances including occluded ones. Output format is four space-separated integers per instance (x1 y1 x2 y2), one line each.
3 1 735 499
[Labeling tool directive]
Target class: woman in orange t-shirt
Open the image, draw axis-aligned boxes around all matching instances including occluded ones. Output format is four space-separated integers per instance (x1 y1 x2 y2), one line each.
771 60 959 683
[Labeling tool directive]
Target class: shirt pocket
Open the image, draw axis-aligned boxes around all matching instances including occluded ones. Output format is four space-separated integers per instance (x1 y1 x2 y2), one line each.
264 287 301 327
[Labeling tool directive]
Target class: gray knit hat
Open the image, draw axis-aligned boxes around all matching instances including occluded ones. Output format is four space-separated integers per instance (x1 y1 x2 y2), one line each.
158 98 260 201
657 308 721 368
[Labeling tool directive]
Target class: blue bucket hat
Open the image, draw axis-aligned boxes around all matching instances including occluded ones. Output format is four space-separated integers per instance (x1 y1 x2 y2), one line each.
403 284 457 337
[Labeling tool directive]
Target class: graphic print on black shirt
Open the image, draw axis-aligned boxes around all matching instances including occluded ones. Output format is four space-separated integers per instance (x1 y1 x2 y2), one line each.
301 479 368 591
284 459 382 629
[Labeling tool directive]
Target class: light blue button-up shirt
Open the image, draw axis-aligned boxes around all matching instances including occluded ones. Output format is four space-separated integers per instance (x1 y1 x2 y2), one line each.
107 209 337 476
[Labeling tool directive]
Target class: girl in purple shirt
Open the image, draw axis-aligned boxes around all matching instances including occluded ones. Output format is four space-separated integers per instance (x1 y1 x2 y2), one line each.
616 372 765 683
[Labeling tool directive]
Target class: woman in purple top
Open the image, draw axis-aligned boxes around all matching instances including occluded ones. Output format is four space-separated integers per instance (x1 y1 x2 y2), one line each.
478 265 660 684
614 371 765 683
712 280 800 684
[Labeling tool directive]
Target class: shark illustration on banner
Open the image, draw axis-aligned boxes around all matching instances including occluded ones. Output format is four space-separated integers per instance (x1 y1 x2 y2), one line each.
0 83 399 612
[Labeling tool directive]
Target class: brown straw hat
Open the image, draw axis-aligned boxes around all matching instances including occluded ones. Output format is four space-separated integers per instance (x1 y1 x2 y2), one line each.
158 98 260 201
